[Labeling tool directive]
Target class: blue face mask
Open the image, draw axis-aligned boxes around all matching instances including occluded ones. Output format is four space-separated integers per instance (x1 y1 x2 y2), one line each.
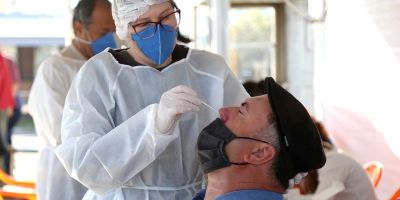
90 32 117 55
76 32 118 55
131 24 177 65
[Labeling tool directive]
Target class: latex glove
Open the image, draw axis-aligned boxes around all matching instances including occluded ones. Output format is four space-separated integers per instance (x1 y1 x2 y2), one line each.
156 85 201 134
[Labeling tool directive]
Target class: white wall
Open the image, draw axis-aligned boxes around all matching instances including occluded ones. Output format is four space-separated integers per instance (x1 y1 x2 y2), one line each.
284 0 315 111
209 0 229 58
314 0 400 198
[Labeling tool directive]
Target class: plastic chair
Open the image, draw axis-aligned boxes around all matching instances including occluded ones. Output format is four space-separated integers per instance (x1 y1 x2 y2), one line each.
0 189 36 200
0 168 36 200
390 187 400 200
0 169 35 188
363 161 383 187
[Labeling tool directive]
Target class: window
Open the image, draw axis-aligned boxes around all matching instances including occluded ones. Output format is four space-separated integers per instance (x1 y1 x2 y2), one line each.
228 6 277 82
194 3 212 51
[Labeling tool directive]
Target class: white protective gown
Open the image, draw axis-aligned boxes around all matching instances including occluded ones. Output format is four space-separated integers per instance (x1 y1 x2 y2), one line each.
55 48 249 200
28 45 88 200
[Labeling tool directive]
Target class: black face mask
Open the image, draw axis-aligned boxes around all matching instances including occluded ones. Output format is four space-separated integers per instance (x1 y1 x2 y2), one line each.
197 118 270 174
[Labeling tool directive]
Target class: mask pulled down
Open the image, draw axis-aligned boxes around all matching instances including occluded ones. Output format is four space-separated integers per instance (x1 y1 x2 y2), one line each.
197 118 271 174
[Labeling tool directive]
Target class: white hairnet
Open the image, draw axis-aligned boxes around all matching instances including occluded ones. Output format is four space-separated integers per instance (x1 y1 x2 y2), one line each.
112 0 169 40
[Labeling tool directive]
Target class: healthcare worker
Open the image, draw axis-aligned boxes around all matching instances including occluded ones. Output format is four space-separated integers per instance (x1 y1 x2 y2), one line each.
54 0 249 199
28 0 120 199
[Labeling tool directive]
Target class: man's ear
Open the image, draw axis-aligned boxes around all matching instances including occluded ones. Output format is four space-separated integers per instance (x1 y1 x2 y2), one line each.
243 144 276 165
73 21 84 37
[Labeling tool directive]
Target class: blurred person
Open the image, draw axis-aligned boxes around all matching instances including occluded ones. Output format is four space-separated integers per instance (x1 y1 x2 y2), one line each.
194 77 326 200
27 0 119 199
3 56 22 174
289 120 377 200
243 80 264 97
54 0 249 199
0 52 14 172
298 170 319 195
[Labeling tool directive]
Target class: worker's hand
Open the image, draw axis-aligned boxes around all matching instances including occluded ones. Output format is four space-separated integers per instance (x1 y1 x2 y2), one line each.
156 85 201 134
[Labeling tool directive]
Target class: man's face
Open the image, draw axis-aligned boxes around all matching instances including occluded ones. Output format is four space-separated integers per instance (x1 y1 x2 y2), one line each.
219 95 271 138
74 1 116 58
86 2 116 41
202 94 276 173
127 2 177 65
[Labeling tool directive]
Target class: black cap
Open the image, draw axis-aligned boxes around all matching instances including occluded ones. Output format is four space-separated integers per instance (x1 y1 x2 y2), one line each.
264 77 326 177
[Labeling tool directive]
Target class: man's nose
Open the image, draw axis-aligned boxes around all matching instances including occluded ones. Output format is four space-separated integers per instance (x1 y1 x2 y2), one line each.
219 107 228 121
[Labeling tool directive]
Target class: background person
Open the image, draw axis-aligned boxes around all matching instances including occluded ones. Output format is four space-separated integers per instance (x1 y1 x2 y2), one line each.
294 120 378 200
195 77 326 200
28 0 118 199
4 56 21 174
54 0 249 199
0 52 14 172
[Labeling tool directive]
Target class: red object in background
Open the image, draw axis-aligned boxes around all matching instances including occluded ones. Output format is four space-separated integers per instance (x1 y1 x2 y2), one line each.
0 54 14 110
390 187 400 200
363 161 384 188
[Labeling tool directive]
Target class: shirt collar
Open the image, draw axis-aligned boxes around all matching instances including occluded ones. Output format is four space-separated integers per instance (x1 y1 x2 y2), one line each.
216 189 283 200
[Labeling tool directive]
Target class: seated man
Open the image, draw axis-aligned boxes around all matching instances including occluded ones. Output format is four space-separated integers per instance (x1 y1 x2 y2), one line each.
194 77 327 200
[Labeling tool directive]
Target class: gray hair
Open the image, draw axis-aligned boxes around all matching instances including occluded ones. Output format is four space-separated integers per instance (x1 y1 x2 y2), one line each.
256 121 280 150
251 104 287 188
252 100 280 151
73 0 111 28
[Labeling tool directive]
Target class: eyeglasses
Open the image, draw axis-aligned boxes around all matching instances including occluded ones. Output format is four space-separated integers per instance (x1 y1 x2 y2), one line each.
131 8 181 39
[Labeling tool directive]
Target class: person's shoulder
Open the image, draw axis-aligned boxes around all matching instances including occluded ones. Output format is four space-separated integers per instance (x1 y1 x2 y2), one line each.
87 50 118 66
327 150 358 164
324 150 365 173
187 49 230 75
189 49 226 64
80 51 121 74
74 51 122 86
39 53 63 66
37 53 72 76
